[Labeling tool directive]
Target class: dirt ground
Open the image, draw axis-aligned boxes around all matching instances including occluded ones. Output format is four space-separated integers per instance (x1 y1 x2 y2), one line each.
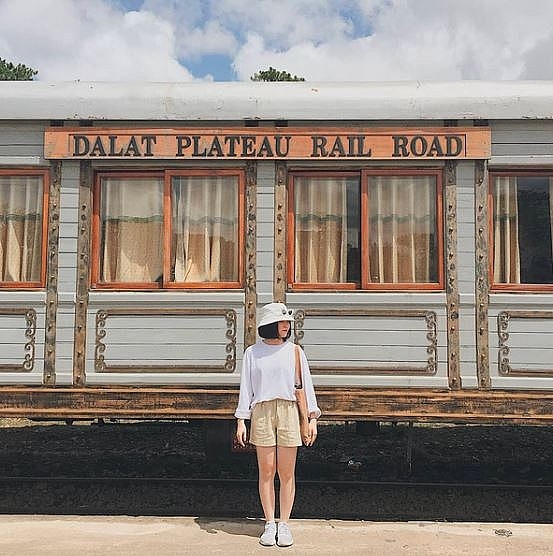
0 418 552 484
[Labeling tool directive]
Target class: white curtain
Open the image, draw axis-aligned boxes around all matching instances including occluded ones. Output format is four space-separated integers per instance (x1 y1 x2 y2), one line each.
493 176 520 284
0 175 43 282
367 175 434 283
100 177 163 283
294 176 349 283
171 176 238 282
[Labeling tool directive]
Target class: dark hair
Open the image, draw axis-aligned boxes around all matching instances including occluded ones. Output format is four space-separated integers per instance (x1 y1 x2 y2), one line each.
258 322 292 340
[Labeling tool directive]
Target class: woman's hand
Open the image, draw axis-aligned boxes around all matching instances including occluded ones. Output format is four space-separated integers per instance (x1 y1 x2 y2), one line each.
236 419 247 447
305 418 318 446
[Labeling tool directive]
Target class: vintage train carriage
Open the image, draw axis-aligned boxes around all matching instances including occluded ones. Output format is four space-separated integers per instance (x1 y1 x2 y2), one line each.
1 80 553 426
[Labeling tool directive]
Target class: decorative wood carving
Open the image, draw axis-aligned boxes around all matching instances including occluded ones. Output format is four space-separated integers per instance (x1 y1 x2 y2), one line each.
0 309 36 372
475 160 491 388
94 308 237 373
294 308 437 375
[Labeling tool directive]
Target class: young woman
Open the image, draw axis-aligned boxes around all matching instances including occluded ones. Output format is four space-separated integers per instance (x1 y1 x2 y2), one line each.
235 302 321 547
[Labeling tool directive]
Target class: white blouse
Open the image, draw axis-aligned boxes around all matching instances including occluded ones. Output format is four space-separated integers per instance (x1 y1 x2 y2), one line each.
234 340 321 420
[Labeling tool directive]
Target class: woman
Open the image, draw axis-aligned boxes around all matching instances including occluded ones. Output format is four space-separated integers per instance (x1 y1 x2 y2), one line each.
235 302 321 547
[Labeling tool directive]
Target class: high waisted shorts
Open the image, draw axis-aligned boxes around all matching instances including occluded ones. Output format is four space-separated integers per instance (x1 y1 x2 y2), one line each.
250 399 302 447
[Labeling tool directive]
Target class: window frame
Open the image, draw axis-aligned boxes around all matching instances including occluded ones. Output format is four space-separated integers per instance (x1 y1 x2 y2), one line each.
489 169 553 292
287 168 444 292
91 169 245 290
0 168 49 290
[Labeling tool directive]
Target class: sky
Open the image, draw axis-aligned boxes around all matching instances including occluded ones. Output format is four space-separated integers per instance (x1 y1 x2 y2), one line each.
1 0 553 82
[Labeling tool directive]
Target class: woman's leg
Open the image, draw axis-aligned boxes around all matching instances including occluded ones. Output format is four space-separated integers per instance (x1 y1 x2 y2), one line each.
256 445 277 521
276 445 298 521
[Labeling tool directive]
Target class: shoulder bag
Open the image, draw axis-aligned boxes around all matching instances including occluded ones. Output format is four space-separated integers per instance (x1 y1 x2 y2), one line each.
295 344 311 446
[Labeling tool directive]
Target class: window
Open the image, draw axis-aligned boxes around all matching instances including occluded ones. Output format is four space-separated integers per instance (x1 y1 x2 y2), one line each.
0 170 48 288
288 169 443 290
491 171 553 289
92 170 244 289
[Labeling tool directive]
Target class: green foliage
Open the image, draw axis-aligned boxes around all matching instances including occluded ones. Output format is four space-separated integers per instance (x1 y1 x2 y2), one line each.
0 58 38 81
250 66 305 82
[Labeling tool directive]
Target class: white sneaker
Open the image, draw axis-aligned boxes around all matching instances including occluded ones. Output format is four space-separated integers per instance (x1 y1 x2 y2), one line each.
259 521 277 546
277 522 294 547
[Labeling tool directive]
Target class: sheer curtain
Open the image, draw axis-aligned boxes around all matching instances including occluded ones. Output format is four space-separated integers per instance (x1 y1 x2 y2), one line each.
99 177 163 283
367 175 435 283
493 176 520 284
0 175 43 282
171 176 238 282
294 176 350 283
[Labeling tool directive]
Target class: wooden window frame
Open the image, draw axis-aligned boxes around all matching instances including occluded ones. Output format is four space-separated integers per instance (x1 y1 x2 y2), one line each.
287 168 444 292
489 169 553 292
91 169 245 290
0 168 49 290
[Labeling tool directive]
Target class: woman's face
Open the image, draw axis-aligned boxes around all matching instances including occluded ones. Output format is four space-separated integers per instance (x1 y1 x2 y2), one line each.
277 320 291 339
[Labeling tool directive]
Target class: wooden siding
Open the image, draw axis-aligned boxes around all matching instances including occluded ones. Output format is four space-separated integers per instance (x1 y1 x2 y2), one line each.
0 123 47 385
256 162 276 303
456 161 478 387
3 94 553 419
84 308 244 376
2 386 553 424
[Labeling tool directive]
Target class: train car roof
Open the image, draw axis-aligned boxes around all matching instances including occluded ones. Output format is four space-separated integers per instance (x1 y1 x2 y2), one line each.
1 80 553 121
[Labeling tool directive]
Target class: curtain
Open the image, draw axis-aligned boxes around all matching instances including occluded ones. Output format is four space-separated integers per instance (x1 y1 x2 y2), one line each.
493 176 520 284
294 176 350 283
367 175 435 283
0 175 43 282
171 176 238 282
550 178 553 271
99 177 163 283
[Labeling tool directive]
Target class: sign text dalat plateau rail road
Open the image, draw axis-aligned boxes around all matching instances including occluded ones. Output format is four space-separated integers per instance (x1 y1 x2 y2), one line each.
44 127 491 160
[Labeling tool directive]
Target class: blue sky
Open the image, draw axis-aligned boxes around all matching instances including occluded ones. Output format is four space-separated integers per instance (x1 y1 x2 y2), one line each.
2 0 553 82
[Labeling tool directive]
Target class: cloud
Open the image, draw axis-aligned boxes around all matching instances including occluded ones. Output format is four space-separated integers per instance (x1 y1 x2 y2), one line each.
2 0 553 81
232 0 553 81
0 0 193 81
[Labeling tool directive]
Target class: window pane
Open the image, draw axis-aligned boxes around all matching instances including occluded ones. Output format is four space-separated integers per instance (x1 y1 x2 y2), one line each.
0 175 44 283
492 175 553 285
99 177 163 283
294 176 360 284
367 175 437 283
171 175 239 283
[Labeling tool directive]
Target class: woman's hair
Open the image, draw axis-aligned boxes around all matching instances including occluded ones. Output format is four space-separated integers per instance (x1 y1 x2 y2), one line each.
258 322 292 340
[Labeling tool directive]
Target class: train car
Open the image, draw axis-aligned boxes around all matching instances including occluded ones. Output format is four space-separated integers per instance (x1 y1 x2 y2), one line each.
1 80 553 440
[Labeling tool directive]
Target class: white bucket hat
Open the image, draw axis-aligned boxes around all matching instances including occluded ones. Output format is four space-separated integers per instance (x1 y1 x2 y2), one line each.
257 302 295 328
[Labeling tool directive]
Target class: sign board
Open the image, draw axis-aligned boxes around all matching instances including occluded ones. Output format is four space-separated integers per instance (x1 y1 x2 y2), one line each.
44 127 491 160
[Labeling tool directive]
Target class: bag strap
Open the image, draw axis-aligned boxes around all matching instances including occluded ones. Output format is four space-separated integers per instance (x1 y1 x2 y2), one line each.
294 344 303 388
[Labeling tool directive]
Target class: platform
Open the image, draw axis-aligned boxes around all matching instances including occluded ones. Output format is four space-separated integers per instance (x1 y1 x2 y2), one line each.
0 516 551 555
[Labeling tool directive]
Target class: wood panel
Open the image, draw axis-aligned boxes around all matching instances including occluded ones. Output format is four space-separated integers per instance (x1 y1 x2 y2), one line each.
3 387 553 424
90 308 238 373
295 308 439 375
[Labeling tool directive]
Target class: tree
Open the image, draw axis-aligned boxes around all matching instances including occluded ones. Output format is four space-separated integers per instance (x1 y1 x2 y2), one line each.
0 58 38 81
250 66 305 82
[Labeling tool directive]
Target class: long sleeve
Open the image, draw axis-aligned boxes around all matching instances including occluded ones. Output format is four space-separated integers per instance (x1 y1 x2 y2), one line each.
298 348 322 418
234 348 254 419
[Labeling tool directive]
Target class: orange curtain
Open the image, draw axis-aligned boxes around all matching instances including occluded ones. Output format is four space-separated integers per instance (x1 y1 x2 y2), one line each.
294 176 351 283
0 175 43 282
99 177 163 283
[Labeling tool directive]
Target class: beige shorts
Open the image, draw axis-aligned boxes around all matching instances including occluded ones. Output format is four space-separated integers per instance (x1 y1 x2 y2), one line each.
250 399 302 447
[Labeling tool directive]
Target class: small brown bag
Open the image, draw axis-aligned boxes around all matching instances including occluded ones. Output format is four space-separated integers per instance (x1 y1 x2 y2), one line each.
295 344 311 446
231 422 256 454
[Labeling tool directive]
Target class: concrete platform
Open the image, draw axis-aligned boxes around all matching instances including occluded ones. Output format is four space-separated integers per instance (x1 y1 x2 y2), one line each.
0 516 551 555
